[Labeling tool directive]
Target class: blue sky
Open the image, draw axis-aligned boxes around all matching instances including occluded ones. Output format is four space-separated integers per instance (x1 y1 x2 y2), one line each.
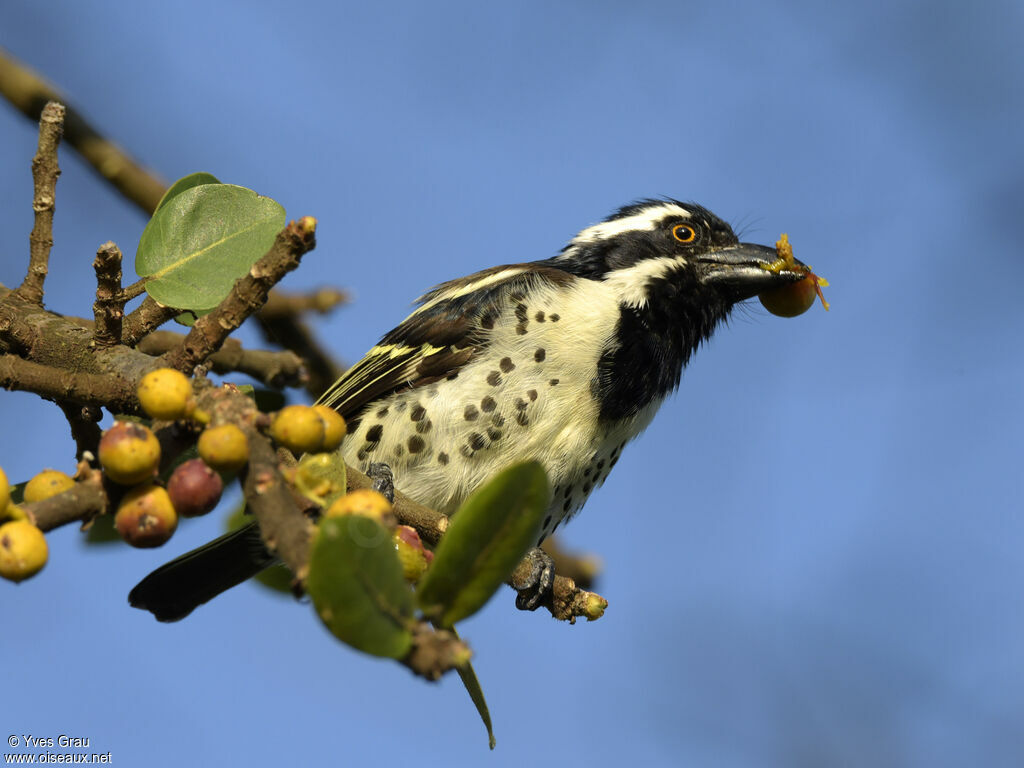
2 1 1023 765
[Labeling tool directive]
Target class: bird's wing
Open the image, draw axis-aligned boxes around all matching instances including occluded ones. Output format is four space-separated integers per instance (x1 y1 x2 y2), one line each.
316 263 575 421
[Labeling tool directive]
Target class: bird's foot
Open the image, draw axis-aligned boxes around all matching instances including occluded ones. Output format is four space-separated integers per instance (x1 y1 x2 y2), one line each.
367 462 395 503
513 546 556 611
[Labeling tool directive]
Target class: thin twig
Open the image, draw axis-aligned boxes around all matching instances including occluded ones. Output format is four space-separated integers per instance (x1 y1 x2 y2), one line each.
91 241 124 348
159 218 318 374
15 101 64 305
0 50 166 215
119 277 148 302
121 296 179 347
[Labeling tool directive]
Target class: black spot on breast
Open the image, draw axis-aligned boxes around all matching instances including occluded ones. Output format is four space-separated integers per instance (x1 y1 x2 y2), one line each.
487 371 502 386
438 452 449 465
516 411 529 426
366 424 383 442
515 323 528 335
357 449 367 461
515 398 527 411
491 413 505 427
460 445 474 458
549 378 559 386
562 498 572 512
410 404 426 422
480 313 496 330
534 348 546 362
395 401 407 412
464 405 479 421
416 418 432 434
480 396 496 412
535 311 546 322
563 486 572 498
407 436 425 453
549 313 560 322
514 303 528 322
376 406 389 417
446 371 459 381
597 459 605 470
486 427 502 440
469 433 486 451
499 357 515 373
527 389 537 401
393 444 404 457
543 514 552 529
583 482 592 494
583 467 592 478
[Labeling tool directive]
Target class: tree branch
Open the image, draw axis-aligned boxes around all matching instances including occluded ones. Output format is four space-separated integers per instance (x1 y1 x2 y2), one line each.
0 354 137 412
14 101 64 305
91 241 124 348
121 296 179 347
0 49 166 215
158 218 318 374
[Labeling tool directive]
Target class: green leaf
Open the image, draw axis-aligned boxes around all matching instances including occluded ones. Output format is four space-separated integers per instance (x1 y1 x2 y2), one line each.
417 461 550 627
449 626 496 749
153 171 221 213
136 183 285 312
307 516 415 658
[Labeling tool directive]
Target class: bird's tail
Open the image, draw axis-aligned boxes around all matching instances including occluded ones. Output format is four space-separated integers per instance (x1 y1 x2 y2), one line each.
128 522 277 622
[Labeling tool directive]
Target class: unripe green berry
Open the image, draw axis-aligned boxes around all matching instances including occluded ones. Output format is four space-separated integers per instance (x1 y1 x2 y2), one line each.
197 424 249 474
313 405 348 451
99 421 161 486
137 368 193 420
0 520 49 582
23 469 75 503
271 405 326 455
115 484 178 548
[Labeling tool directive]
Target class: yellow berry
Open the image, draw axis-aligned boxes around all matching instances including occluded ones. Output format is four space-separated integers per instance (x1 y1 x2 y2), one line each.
0 520 48 582
23 469 75 503
313 405 347 451
197 424 249 474
324 488 393 525
137 368 193 420
271 405 326 454
0 466 9 513
759 276 817 317
115 484 178 548
99 421 161 485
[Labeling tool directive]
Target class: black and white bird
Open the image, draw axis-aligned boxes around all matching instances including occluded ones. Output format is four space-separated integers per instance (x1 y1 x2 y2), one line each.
130 199 809 621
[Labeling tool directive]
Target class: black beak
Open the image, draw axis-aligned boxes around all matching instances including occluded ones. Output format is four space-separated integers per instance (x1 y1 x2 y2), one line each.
696 242 808 302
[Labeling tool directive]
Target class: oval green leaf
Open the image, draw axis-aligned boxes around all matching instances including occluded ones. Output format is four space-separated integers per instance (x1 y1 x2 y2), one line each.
417 461 550 628
153 171 221 213
136 183 285 311
307 515 415 658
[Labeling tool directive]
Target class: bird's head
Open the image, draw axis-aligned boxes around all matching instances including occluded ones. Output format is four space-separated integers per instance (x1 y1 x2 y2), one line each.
554 199 807 310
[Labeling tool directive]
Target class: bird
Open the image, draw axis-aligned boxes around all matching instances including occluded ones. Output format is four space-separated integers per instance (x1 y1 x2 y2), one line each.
129 198 810 621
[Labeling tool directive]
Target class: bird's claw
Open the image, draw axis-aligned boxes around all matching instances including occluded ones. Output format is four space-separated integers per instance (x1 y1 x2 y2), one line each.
368 462 395 503
514 547 555 611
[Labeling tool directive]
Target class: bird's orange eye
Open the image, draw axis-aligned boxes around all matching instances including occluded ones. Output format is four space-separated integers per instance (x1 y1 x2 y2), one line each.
672 224 696 243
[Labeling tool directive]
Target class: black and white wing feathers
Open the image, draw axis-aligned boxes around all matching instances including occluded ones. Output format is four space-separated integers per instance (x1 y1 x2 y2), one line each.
315 263 576 423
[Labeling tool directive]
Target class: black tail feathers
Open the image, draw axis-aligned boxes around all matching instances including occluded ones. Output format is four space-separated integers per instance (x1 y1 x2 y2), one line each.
129 522 276 622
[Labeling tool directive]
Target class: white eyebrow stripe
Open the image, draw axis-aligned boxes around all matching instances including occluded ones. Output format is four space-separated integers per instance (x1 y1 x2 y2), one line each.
602 255 690 308
570 203 692 245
